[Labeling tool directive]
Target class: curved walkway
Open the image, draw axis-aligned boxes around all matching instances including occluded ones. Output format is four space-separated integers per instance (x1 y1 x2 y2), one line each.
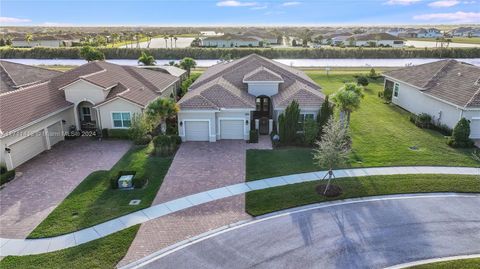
127 193 480 269
0 166 478 256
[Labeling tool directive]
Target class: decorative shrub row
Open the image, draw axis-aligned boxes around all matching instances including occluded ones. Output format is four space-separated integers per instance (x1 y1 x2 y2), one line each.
0 166 15 186
249 129 259 143
1 46 479 59
105 129 130 140
153 135 181 156
409 113 452 136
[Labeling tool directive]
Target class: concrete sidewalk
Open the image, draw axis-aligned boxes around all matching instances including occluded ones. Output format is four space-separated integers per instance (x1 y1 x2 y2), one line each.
0 166 478 257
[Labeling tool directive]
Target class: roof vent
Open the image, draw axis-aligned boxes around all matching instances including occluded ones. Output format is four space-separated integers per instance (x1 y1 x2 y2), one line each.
458 72 462 76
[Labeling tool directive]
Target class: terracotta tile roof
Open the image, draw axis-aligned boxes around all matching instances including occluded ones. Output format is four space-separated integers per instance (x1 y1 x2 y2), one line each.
352 33 403 41
243 66 284 82
272 81 325 109
0 60 61 93
180 54 323 110
384 60 480 108
0 61 179 133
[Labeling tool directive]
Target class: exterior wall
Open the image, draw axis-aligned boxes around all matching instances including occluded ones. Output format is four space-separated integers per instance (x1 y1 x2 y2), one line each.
355 40 404 47
96 99 143 129
417 32 442 38
64 80 108 104
389 79 463 128
216 110 251 140
160 84 176 99
0 107 74 169
177 111 217 142
202 39 260 48
12 40 61 48
247 83 279 97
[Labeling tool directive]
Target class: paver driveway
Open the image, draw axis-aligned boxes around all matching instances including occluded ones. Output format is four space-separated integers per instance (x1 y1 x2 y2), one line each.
0 137 131 238
119 141 252 267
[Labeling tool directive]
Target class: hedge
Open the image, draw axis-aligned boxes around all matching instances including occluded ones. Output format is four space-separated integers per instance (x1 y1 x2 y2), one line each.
1 47 479 59
107 129 130 140
0 169 15 186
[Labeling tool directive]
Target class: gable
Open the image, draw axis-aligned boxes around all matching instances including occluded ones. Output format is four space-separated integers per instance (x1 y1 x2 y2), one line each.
63 79 109 105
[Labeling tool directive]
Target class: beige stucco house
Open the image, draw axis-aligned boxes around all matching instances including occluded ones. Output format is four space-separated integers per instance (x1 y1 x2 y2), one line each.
177 54 325 142
383 60 480 138
0 61 179 170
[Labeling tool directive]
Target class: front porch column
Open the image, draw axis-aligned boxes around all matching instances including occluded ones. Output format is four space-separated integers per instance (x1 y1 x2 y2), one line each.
268 119 273 134
255 119 259 130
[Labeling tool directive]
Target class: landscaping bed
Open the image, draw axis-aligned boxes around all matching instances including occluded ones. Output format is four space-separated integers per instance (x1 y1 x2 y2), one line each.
246 174 480 216
247 72 478 181
28 143 172 238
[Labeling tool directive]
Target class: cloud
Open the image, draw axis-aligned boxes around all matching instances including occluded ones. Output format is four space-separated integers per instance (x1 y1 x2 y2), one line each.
264 11 286 15
384 0 421 5
251 5 268 9
281 1 301 6
0 17 31 23
428 0 459 7
216 1 258 7
413 11 480 22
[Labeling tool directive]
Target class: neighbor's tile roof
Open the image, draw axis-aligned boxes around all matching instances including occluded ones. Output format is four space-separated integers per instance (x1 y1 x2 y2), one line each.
0 60 61 93
179 54 324 110
352 33 403 41
384 60 480 108
0 61 179 133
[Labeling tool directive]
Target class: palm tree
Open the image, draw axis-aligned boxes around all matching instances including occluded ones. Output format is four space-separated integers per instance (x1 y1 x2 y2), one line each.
145 98 178 134
179 57 197 77
173 36 178 48
163 35 168 48
169 34 174 48
111 33 119 47
332 82 364 128
146 32 153 48
25 33 33 46
138 51 156 66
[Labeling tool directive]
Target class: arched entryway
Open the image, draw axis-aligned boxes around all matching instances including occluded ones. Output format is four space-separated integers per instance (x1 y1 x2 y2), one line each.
76 101 98 131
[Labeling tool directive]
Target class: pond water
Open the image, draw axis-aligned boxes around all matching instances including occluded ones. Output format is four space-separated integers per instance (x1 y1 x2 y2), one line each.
4 58 480 67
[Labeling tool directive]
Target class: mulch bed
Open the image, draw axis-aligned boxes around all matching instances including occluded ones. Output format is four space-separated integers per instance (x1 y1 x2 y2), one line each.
315 184 343 197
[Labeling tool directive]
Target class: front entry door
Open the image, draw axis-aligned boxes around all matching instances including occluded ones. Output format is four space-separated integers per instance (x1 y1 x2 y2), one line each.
259 117 269 135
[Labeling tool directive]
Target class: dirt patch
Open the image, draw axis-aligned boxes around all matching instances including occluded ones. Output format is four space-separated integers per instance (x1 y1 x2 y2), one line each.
316 184 343 197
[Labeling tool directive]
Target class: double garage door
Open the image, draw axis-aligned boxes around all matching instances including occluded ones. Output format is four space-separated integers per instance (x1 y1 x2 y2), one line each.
471 119 480 139
8 122 63 169
183 119 244 141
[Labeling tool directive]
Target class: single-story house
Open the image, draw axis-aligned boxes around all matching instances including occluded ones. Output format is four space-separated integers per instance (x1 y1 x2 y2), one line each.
139 65 187 92
350 33 405 48
450 27 480 37
177 54 325 142
201 34 261 48
11 35 62 48
383 60 480 138
416 28 443 38
0 61 179 170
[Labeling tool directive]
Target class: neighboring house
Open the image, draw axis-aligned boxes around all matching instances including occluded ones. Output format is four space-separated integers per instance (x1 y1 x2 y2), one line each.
350 33 405 47
319 32 353 46
201 34 261 48
383 60 480 138
450 27 480 37
139 65 187 94
11 35 62 47
0 61 179 170
416 28 443 38
243 31 279 45
387 28 407 37
0 60 61 93
177 54 325 142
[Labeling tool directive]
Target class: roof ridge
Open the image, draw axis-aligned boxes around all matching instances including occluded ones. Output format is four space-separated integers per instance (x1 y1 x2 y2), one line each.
466 86 480 107
0 80 49 97
0 61 18 88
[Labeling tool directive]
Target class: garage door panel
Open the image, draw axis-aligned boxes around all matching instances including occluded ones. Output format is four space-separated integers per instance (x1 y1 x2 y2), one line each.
48 122 63 146
10 131 47 168
220 120 244 140
185 121 209 141
470 119 480 139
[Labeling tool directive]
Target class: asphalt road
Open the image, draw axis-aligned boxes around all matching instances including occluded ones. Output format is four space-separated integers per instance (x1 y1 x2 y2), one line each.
140 194 480 269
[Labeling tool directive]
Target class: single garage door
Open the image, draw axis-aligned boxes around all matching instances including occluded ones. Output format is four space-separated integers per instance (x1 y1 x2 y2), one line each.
470 119 480 139
9 130 47 168
185 121 209 141
47 122 63 147
220 120 244 140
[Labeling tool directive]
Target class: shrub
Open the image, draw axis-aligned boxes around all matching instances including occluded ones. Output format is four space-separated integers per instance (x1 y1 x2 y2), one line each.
447 118 474 148
368 68 381 79
0 166 15 185
129 114 151 145
133 176 147 188
249 129 259 143
304 118 319 146
101 128 109 138
134 135 152 145
108 129 130 140
79 46 105 62
410 113 432 128
317 95 334 139
153 135 178 156
278 100 300 145
383 86 392 102
431 123 453 136
356 75 369 86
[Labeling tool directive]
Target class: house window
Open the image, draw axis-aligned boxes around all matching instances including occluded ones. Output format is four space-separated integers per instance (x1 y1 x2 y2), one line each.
112 112 131 128
298 113 315 131
81 107 91 122
393 83 400 98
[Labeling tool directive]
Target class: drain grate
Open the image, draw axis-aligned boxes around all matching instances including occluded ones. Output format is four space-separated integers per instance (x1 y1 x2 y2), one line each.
129 199 141 206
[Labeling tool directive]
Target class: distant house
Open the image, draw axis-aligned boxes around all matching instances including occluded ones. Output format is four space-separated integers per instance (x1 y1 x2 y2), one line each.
451 27 480 37
200 31 223 36
383 60 480 138
387 28 407 37
319 32 353 46
350 33 405 48
11 35 62 47
243 31 280 45
416 28 443 38
201 33 261 48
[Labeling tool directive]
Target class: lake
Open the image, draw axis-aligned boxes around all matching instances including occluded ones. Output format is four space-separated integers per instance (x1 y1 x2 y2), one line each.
4 58 480 67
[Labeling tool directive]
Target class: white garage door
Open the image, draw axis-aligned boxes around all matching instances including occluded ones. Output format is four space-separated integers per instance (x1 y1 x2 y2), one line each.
10 131 47 168
185 121 209 141
470 119 480 139
47 122 63 147
220 120 244 140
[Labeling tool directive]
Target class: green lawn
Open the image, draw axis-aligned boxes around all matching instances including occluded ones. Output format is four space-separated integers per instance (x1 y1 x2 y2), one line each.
407 37 480 45
28 143 172 238
408 258 480 269
246 174 480 216
246 72 478 180
0 226 139 269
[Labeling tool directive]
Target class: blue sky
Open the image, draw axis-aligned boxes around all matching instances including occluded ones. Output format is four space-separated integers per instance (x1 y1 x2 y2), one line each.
1 0 479 25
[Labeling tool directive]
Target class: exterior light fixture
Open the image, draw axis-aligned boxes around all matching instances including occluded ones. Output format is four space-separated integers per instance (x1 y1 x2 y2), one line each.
179 121 183 127
5 147 11 153
246 120 249 125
